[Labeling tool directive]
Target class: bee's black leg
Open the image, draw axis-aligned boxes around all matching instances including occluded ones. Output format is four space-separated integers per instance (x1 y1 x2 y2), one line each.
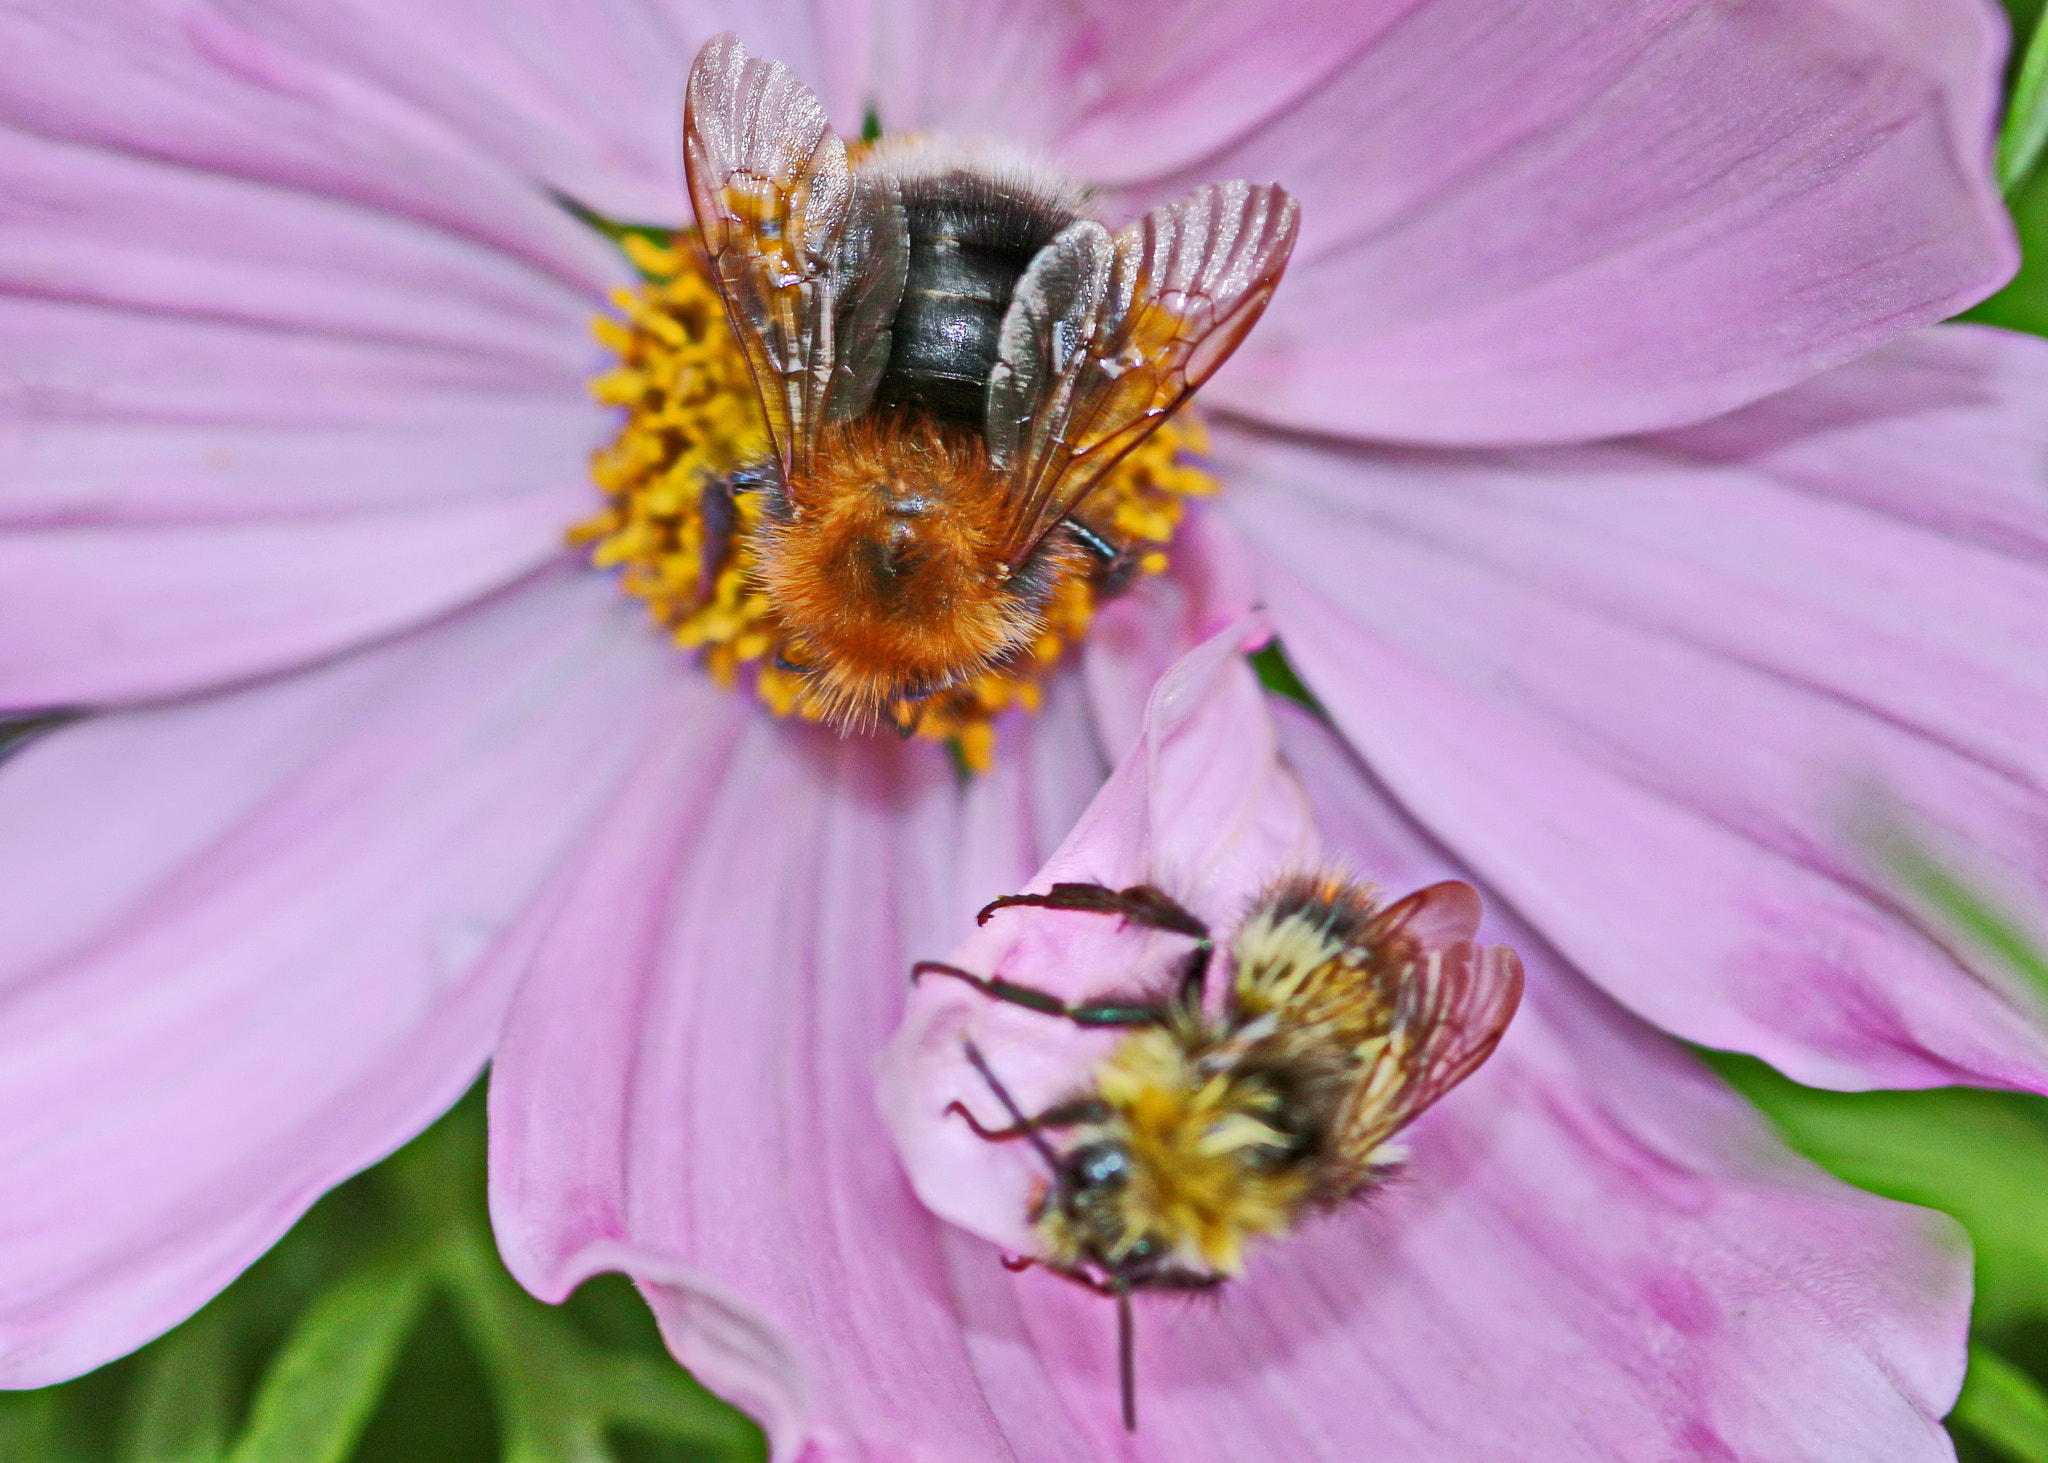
1063 519 1145 603
1064 518 1120 565
978 881 1207 940
1175 941 1213 1009
944 1096 1108 1143
696 474 738 604
977 882 1213 1008
1118 1288 1138 1433
912 961 1160 1028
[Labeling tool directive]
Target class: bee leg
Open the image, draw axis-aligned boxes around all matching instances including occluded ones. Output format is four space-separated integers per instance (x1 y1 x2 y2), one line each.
978 882 1208 941
1175 941 1213 1010
696 474 738 604
1063 519 1144 603
912 961 1160 1028
1063 518 1120 563
1118 1287 1138 1432
888 699 926 739
944 1096 1108 1142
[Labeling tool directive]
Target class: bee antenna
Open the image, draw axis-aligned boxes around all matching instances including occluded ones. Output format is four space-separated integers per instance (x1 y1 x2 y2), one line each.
1117 1285 1138 1433
959 1039 1064 1178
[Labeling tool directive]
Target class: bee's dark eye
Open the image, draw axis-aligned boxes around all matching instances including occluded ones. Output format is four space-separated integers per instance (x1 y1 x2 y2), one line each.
1063 1141 1130 1193
1123 1235 1162 1264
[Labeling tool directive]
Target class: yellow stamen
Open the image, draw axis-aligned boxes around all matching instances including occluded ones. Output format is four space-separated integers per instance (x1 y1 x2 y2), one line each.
573 231 1220 772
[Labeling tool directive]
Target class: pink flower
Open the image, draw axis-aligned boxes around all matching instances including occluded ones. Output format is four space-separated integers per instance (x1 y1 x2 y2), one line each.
0 3 2042 1461
879 622 1969 1456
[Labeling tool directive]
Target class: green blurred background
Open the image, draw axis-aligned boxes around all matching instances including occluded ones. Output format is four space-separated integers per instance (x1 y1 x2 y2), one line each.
11 5 2048 1458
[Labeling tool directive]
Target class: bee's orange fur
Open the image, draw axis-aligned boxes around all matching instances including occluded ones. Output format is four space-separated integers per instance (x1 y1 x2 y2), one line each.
754 415 1085 727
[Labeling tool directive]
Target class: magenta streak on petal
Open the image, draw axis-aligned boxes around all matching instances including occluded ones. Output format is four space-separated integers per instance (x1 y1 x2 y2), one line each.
1218 336 2048 1090
0 569 673 1386
1176 0 2015 444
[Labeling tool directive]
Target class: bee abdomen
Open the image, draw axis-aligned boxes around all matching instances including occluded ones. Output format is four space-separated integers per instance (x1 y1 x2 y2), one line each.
883 238 1015 424
878 176 1080 429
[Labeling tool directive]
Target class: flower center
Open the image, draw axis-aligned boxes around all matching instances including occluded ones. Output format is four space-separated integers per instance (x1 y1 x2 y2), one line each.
572 232 1218 772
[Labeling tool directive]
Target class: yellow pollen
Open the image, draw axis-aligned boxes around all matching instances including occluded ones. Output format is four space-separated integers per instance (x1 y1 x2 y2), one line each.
573 230 1220 772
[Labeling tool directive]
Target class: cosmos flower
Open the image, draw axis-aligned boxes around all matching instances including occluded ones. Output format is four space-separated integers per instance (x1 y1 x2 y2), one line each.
0 2 2044 1461
877 622 1974 1458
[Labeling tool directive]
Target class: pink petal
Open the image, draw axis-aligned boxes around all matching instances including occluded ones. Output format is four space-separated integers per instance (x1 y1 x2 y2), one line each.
870 0 1394 183
489 669 1113 1458
1081 504 1264 767
1242 704 1966 1462
0 569 672 1385
205 0 872 226
0 0 618 293
496 620 1968 1458
887 653 1969 1458
0 515 592 712
1223 323 2048 1091
0 115 614 706
882 621 1318 1252
1172 0 2016 444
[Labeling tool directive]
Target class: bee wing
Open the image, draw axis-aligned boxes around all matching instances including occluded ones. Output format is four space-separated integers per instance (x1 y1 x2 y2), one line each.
985 180 1299 565
1364 880 1483 952
1336 939 1524 1168
684 33 909 484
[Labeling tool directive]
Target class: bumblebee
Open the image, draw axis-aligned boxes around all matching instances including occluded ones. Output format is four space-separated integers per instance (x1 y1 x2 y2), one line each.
915 872 1523 1430
683 34 1299 730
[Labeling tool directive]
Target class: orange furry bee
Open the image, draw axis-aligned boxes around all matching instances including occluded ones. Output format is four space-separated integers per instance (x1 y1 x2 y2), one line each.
916 872 1523 1431
684 34 1299 730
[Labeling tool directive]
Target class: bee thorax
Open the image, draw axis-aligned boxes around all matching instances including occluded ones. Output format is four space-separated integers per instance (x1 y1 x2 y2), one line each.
750 416 1081 727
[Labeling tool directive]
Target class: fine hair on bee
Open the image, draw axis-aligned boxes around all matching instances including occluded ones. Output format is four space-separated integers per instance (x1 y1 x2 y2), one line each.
683 33 1299 729
913 871 1524 1431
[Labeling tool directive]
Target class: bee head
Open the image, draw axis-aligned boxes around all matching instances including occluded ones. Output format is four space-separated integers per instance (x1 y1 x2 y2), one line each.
1049 1139 1180 1287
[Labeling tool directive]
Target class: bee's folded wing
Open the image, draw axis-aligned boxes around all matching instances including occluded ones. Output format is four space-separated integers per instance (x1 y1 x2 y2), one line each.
1336 940 1525 1171
683 32 908 483
986 180 1299 565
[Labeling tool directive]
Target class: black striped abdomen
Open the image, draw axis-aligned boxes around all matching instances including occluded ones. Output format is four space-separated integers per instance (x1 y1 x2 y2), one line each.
877 173 1079 430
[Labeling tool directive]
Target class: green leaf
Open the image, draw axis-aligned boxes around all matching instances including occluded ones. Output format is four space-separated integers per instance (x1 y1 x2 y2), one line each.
226 1252 431 1463
1956 1346 2048 1463
0 1391 82 1463
119 1304 235 1463
1249 639 1323 715
1709 1053 2048 1335
2005 13 2048 194
589 1353 767 1457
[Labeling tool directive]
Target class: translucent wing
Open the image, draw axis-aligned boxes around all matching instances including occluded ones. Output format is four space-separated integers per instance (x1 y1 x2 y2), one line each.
683 32 909 485
1333 883 1524 1168
984 179 1298 564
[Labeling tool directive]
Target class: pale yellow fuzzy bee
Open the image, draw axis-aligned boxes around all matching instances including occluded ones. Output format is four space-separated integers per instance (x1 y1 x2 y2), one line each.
919 870 1523 1430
